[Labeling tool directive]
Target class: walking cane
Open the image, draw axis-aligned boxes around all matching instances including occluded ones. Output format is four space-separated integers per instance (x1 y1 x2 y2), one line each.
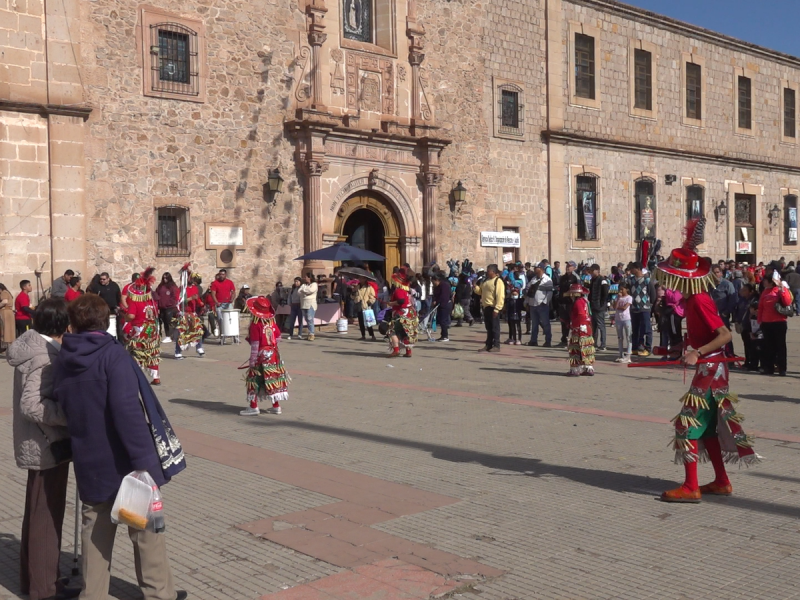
72 484 80 576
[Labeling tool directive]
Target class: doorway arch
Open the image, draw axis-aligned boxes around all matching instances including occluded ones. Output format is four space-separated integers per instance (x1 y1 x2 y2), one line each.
334 192 402 279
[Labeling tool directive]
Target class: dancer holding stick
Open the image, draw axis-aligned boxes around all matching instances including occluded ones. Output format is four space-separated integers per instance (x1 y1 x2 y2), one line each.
652 218 760 503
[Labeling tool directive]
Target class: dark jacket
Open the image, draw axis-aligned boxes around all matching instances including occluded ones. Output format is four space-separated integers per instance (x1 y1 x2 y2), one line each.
53 332 165 504
506 296 524 321
589 275 609 313
455 281 472 302
432 282 452 307
785 270 800 290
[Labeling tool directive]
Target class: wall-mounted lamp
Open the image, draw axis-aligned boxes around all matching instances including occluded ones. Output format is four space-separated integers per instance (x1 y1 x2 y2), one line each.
713 199 727 224
452 180 467 203
768 203 781 229
267 168 284 194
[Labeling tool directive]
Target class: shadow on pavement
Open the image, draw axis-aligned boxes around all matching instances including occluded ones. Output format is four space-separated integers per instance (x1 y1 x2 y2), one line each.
479 367 572 378
738 393 800 405
0 533 142 600
170 400 800 516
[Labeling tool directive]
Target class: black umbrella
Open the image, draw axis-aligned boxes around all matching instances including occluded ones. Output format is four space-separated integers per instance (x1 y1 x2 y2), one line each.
295 243 385 262
337 267 377 282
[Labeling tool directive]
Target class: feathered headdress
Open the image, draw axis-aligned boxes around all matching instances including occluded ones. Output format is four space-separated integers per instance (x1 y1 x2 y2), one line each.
128 267 156 302
653 218 714 295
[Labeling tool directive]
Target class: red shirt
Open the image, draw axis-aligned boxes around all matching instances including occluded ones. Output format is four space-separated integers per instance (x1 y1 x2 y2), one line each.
685 292 724 349
14 291 31 320
210 278 236 304
570 297 592 330
390 288 411 313
65 288 81 302
185 284 203 314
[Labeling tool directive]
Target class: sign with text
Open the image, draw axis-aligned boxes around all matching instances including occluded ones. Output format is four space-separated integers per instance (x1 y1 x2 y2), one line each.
206 224 245 248
502 252 514 264
735 241 752 254
480 231 521 248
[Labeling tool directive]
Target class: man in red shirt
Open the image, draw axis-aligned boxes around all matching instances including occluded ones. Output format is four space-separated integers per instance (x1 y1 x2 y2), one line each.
14 280 34 337
210 269 236 337
653 219 759 503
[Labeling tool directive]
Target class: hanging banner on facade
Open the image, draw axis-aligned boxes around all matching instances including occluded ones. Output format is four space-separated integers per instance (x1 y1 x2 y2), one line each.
735 241 752 253
789 207 798 242
480 231 521 248
582 192 596 240
502 252 514 264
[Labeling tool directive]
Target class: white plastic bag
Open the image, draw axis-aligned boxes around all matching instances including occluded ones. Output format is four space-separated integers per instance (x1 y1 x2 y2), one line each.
111 471 155 530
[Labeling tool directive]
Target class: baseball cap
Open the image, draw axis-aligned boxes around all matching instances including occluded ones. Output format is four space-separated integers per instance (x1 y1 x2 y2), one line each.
566 260 577 268
242 284 250 289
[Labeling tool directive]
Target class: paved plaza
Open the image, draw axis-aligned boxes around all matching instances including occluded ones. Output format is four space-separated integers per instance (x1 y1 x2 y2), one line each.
2 320 800 600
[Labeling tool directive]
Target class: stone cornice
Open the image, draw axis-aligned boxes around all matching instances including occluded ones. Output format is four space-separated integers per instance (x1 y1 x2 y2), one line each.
571 0 800 70
0 99 93 120
543 130 800 175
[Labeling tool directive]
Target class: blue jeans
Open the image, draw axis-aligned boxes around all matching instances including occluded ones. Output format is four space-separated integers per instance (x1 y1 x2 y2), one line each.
793 289 800 316
301 307 316 336
286 304 302 335
631 310 652 351
529 303 551 344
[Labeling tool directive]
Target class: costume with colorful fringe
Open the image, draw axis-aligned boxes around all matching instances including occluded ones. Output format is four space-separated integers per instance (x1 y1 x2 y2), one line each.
123 268 160 380
389 287 418 348
245 314 290 410
567 296 595 375
175 264 204 351
671 319 758 468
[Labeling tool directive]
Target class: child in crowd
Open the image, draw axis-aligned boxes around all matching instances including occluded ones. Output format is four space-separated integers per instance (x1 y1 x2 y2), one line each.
506 285 524 345
747 301 763 371
241 296 289 416
14 280 34 337
614 283 633 363
565 283 595 376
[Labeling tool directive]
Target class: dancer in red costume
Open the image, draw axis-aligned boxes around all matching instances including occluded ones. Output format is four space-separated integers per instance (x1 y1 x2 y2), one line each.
174 263 205 360
564 283 595 376
388 267 419 357
240 296 290 416
654 219 760 503
123 268 162 384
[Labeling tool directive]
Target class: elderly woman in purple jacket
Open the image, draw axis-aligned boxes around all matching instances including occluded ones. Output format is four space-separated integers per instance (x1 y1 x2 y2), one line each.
52 294 186 600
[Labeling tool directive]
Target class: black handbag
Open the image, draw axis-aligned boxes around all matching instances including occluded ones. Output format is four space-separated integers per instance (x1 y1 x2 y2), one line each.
38 425 72 464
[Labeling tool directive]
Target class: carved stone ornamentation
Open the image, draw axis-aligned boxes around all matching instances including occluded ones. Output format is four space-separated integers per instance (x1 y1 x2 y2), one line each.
330 49 345 95
346 51 395 115
398 65 407 82
418 69 432 121
294 46 312 103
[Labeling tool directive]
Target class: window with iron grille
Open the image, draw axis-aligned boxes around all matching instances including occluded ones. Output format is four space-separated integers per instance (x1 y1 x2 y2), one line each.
634 48 652 111
575 34 595 100
634 179 656 242
576 174 598 241
784 88 796 138
156 206 190 257
150 23 199 96
686 62 702 120
737 76 752 130
686 185 705 243
494 81 524 138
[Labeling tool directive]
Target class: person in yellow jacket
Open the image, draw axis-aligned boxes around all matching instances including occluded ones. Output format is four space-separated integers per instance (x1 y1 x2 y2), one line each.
479 264 505 352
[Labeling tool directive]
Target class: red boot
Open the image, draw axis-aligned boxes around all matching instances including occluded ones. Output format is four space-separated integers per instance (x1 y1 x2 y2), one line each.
389 347 400 357
661 440 701 503
404 348 412 358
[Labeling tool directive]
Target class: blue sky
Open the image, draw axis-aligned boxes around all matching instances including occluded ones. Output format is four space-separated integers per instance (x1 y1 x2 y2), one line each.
623 0 800 57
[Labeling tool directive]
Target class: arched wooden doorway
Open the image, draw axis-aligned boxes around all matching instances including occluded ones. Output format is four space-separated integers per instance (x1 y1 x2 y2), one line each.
334 192 402 280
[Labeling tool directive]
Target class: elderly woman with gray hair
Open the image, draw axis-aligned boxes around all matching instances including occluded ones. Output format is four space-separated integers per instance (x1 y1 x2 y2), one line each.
7 297 79 600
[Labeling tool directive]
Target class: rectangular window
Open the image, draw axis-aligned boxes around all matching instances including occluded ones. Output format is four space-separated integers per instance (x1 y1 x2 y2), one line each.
686 62 702 120
686 185 705 243
634 180 656 242
156 206 190 256
159 30 190 83
786 195 798 246
576 175 598 241
501 90 519 129
575 34 595 100
343 0 373 44
634 48 652 111
738 76 752 130
148 22 201 98
785 87 796 138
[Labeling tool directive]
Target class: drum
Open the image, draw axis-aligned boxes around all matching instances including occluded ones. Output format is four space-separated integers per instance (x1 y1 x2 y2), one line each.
220 309 240 344
107 314 117 339
336 318 348 334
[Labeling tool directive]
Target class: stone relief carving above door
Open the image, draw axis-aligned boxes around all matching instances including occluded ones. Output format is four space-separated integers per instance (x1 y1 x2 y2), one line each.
330 49 345 95
346 51 394 115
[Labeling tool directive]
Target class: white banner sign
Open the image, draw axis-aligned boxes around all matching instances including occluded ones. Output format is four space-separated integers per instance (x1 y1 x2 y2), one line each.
480 231 521 248
735 241 752 253
208 225 244 247
502 252 514 264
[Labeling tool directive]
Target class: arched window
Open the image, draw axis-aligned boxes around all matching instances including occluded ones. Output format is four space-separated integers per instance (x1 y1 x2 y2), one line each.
576 174 599 241
156 206 190 257
634 178 656 242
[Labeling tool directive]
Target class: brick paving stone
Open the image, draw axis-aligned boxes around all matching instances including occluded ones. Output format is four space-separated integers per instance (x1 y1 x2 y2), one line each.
0 321 799 598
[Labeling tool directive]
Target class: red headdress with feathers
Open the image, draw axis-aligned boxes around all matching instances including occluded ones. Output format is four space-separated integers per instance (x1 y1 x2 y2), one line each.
654 218 714 294
128 267 156 301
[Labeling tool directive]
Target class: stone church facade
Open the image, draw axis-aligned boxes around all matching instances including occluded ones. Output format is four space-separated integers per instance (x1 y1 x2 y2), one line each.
2 0 800 291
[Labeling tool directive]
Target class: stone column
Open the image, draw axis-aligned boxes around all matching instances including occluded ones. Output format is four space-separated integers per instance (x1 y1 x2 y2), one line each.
407 15 425 121
420 172 440 265
306 0 328 111
303 159 326 273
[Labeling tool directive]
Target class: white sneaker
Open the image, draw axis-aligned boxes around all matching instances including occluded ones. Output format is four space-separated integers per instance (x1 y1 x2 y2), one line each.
174 353 184 360
239 407 260 416
197 347 205 356
266 406 282 414
213 328 220 337
284 335 291 340
620 357 631 364
162 337 172 344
